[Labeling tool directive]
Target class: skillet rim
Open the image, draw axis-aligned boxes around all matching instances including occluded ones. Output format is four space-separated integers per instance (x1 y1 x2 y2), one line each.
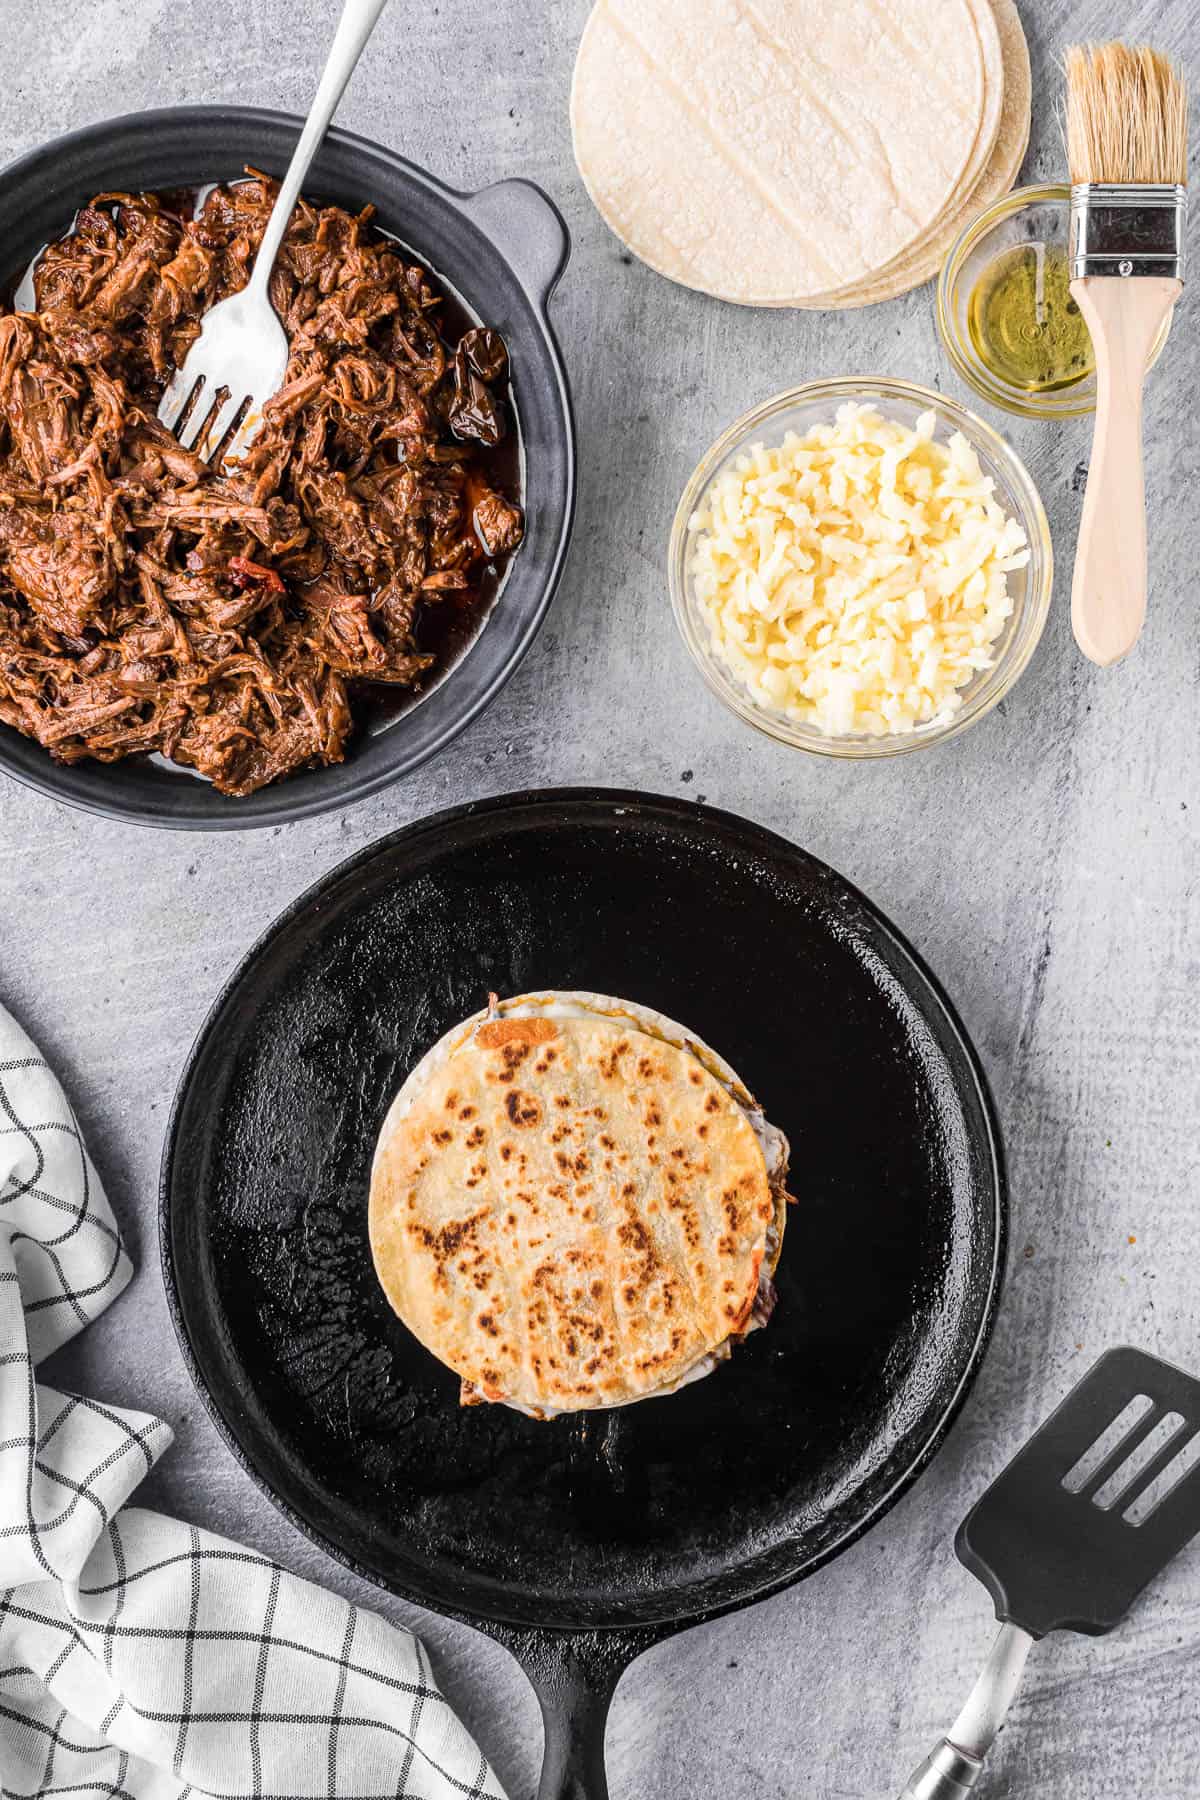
158 786 1008 1633
0 104 577 830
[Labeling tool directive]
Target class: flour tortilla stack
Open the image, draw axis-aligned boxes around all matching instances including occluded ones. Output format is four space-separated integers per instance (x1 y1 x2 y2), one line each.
800 0 1032 308
370 992 791 1418
571 0 1030 309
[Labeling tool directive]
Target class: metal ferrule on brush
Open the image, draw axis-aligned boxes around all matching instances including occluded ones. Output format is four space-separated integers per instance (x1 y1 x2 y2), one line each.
1070 183 1188 280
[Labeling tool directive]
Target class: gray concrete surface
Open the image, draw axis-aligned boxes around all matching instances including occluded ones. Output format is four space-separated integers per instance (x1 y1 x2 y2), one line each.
2 1 1198 1794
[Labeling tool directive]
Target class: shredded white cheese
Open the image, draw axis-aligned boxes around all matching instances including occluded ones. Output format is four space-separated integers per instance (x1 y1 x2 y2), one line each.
687 403 1031 738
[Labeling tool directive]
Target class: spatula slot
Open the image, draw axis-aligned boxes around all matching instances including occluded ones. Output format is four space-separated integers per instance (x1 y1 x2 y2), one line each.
1062 1393 1154 1493
1091 1411 1188 1511
1124 1427 1200 1526
958 1350 1200 1643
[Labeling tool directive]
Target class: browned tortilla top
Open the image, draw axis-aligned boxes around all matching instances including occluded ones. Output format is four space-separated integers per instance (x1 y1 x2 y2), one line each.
369 1012 777 1414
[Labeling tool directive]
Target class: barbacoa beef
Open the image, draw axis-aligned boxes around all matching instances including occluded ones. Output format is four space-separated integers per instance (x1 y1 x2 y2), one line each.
0 175 523 795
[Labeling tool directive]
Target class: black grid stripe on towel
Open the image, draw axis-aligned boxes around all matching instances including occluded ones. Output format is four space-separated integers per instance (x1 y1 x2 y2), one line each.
0 1000 506 1800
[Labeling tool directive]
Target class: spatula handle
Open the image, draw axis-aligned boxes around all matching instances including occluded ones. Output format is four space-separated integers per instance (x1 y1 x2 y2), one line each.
898 1622 1033 1798
1069 276 1180 667
899 1739 984 1799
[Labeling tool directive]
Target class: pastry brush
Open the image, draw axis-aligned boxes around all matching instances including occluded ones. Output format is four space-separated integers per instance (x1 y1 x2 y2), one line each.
1066 43 1188 666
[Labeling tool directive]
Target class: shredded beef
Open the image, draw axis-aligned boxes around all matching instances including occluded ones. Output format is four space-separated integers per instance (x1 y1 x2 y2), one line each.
0 173 523 795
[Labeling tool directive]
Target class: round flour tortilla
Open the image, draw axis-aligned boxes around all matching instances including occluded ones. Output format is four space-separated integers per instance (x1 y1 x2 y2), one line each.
570 0 987 305
806 0 1030 307
816 0 1007 295
369 992 790 1417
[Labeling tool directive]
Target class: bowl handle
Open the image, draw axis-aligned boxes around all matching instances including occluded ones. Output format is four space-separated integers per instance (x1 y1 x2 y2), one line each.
461 178 571 311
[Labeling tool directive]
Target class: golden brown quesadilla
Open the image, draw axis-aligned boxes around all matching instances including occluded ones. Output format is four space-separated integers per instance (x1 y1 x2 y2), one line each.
369 992 792 1417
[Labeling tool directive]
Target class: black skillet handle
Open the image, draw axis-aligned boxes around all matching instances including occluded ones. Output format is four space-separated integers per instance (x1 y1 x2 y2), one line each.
499 1623 665 1800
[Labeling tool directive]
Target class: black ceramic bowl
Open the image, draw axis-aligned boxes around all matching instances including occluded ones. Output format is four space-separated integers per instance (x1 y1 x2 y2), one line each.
0 107 576 828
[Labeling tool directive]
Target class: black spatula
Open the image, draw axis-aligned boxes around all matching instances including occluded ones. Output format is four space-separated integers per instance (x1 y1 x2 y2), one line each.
900 1346 1200 1798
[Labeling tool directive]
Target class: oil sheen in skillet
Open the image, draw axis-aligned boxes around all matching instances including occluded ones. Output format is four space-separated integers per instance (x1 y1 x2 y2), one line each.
164 797 1004 1625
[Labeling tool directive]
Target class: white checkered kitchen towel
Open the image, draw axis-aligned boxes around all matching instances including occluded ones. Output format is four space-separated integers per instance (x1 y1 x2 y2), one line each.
0 1000 507 1800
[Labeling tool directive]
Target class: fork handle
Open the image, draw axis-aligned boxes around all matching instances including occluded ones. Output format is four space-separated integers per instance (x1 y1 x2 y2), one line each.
899 1622 1034 1799
247 0 391 300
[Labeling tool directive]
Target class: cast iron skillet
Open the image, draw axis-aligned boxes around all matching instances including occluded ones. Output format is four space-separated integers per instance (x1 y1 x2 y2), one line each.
161 789 1007 1798
0 108 575 829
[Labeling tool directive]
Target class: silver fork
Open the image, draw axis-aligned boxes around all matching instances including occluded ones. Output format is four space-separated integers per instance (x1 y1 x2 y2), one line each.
158 0 390 464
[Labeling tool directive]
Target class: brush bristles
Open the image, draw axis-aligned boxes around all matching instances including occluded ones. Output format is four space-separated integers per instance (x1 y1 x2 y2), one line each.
1066 42 1188 186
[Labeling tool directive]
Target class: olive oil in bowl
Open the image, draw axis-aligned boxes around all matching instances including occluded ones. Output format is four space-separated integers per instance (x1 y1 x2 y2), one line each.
967 242 1093 394
940 185 1174 418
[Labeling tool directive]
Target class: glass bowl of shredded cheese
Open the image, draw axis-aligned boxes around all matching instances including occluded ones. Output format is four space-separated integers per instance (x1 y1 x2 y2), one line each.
669 379 1052 758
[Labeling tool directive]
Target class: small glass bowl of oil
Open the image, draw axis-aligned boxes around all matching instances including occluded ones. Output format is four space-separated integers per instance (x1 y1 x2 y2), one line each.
937 184 1172 419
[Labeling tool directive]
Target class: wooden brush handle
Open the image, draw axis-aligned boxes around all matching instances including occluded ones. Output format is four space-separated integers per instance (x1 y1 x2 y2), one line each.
1069 276 1180 667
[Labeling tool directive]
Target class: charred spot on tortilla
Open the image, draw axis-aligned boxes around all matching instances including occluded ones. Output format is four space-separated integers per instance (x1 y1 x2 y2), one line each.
505 1089 542 1128
369 990 793 1419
